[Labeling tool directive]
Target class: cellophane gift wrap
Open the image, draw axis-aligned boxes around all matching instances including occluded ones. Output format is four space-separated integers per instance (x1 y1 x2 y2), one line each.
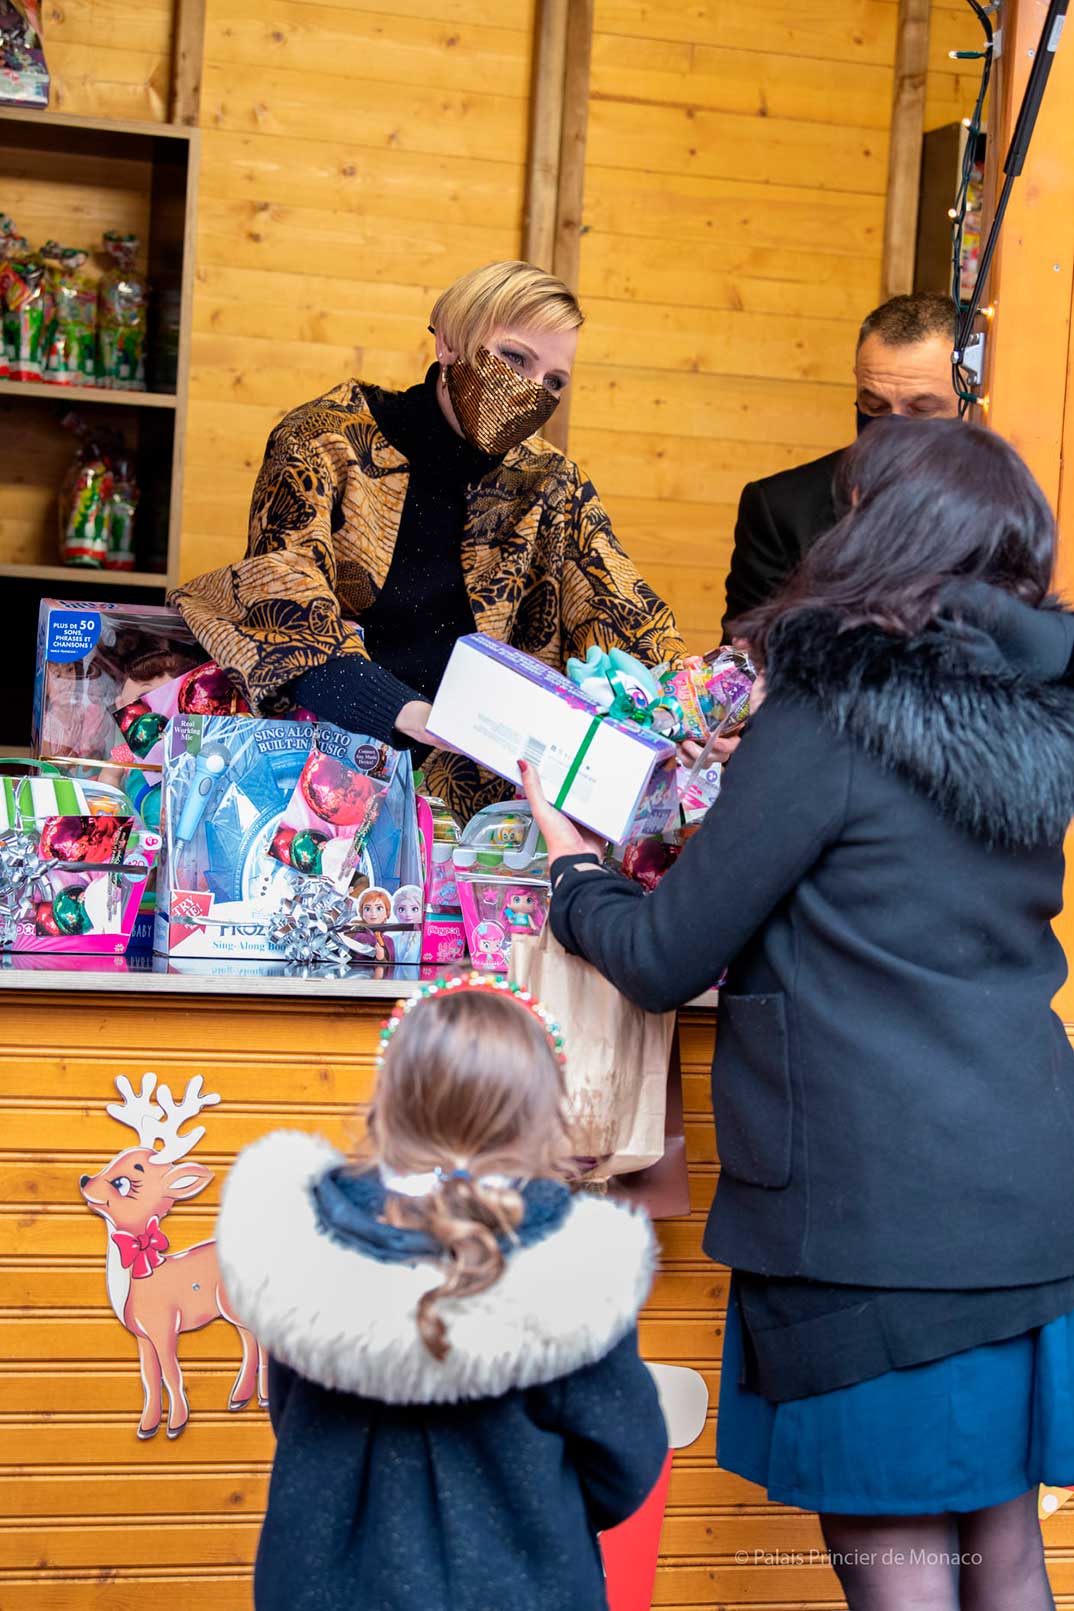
509 922 675 1179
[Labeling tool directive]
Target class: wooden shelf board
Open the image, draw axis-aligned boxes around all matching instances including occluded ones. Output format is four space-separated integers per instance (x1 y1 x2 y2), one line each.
0 380 177 409
0 564 169 588
0 106 194 142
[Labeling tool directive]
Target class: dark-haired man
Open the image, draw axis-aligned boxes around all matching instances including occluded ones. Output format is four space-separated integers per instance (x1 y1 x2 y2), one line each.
721 291 959 635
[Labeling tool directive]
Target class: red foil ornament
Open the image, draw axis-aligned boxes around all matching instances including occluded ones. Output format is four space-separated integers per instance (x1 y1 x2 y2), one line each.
176 663 249 717
299 753 377 826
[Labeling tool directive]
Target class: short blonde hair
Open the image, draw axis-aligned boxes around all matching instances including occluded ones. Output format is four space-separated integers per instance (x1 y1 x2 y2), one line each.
430 261 584 362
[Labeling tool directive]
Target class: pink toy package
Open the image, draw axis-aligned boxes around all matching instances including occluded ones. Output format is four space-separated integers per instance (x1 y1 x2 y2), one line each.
417 793 467 965
268 724 399 894
3 815 160 954
457 879 548 973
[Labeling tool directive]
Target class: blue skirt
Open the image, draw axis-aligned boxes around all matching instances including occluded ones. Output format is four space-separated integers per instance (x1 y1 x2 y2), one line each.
717 1281 1074 1514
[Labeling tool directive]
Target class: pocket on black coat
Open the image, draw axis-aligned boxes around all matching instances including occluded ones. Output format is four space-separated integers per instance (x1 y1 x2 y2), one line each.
712 993 793 1189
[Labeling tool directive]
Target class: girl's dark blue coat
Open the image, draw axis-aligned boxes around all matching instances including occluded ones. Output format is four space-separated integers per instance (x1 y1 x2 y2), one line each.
217 1132 667 1611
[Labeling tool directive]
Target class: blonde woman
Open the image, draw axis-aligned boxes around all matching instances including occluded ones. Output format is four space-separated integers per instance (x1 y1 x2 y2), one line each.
173 261 684 822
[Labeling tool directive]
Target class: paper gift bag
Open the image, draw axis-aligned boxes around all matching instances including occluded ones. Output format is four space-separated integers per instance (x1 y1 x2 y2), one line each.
510 923 675 1179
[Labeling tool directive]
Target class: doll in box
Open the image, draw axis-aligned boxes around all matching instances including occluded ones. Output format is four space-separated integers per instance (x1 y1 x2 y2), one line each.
502 886 545 933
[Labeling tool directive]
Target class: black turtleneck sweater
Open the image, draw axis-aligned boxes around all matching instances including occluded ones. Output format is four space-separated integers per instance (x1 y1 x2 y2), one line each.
292 366 501 745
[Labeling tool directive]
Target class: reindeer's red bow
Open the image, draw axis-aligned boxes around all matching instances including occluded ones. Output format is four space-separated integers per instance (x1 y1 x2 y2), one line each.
112 1217 169 1279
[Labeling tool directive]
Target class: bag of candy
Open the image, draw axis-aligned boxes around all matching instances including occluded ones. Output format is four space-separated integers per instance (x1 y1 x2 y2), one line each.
42 242 96 387
105 449 139 571
2 237 52 382
97 232 146 390
58 414 113 567
0 1 49 108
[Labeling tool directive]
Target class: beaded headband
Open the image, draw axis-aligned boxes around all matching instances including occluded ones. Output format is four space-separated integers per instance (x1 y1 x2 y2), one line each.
376 972 567 1070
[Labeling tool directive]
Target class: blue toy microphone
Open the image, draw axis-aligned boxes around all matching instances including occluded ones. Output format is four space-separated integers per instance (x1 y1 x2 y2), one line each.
175 741 231 845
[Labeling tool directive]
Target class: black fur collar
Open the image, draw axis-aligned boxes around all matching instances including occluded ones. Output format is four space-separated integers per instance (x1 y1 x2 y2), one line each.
765 610 1074 847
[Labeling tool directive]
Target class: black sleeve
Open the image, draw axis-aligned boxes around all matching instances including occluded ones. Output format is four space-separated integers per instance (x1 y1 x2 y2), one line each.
292 655 423 748
722 480 794 637
267 1355 297 1436
550 698 850 1013
530 1329 668 1533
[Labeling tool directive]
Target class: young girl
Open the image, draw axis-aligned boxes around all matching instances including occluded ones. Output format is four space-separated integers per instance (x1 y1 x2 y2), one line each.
216 974 668 1611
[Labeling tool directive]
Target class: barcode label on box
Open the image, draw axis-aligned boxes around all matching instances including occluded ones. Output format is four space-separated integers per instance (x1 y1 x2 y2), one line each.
522 737 547 767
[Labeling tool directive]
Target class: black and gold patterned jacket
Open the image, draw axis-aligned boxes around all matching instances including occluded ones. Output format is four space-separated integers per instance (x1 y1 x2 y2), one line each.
171 380 684 820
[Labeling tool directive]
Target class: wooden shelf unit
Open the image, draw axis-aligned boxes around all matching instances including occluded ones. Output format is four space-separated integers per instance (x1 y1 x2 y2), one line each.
0 378 178 409
0 105 199 746
0 562 167 587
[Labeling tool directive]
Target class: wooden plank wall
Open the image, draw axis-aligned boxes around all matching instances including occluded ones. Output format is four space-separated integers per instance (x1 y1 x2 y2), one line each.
177 0 537 585
566 0 894 647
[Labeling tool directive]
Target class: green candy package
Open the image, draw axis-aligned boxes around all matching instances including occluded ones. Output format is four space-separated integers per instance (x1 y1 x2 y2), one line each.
97 232 146 391
58 414 113 567
42 242 96 387
1 222 51 382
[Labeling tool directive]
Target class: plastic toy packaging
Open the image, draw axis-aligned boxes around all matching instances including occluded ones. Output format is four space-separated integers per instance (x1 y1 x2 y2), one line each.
42 242 96 386
33 598 207 772
1 225 51 382
453 800 550 973
269 723 398 894
97 232 146 391
57 414 113 567
416 793 466 965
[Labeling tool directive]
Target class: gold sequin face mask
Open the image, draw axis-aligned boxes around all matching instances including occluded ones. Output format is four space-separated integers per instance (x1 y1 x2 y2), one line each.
445 345 560 454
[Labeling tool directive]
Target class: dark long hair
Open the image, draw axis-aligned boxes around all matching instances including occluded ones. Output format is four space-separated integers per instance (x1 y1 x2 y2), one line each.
733 420 1057 662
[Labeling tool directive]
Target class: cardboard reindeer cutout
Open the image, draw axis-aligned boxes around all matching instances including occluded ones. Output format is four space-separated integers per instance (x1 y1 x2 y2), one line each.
79 1071 267 1440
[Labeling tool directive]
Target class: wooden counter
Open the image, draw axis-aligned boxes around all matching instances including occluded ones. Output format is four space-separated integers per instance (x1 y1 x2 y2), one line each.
3 969 1072 1609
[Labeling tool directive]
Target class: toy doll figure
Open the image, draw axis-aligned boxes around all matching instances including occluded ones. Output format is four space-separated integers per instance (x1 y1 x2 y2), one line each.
392 886 423 927
355 886 395 964
502 887 544 932
471 920 508 972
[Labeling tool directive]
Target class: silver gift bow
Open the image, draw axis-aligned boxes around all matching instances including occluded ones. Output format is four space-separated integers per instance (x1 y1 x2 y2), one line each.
265 877 357 968
0 831 54 943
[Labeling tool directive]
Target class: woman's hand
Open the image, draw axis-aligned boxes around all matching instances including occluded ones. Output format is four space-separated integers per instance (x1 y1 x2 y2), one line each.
395 701 462 755
395 700 436 746
518 760 606 865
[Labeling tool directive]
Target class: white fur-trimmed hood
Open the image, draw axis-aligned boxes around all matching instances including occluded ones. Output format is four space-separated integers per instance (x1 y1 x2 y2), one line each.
216 1130 657 1404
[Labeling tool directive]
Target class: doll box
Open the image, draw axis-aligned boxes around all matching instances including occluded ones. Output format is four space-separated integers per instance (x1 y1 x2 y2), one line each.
33 599 207 768
427 635 676 845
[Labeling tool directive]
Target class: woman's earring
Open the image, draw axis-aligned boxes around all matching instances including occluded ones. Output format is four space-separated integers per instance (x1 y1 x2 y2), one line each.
440 365 448 386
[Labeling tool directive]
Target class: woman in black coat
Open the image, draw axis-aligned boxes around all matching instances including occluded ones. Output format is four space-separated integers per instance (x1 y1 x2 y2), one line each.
523 419 1074 1610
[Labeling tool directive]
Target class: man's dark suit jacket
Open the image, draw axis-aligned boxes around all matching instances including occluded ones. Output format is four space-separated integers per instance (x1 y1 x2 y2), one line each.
721 447 844 637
